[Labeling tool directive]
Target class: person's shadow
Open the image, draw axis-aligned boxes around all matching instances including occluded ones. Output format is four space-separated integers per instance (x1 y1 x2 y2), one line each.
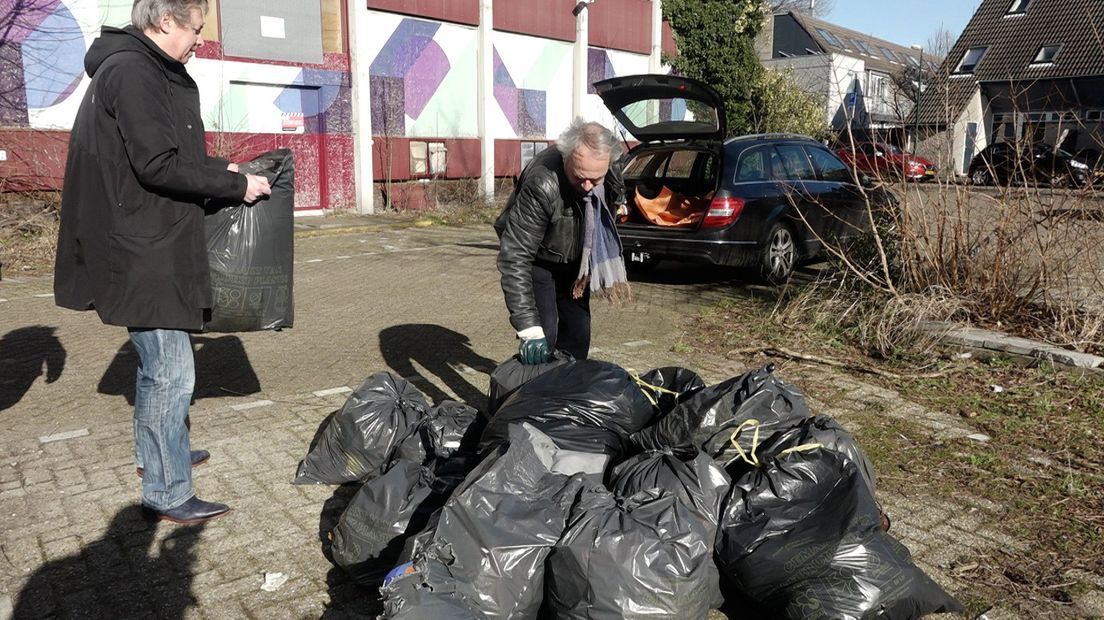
379 324 497 408
0 325 66 412
97 335 260 404
12 505 206 618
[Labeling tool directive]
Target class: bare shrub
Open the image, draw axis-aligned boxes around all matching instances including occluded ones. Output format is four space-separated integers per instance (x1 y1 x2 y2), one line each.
0 191 60 277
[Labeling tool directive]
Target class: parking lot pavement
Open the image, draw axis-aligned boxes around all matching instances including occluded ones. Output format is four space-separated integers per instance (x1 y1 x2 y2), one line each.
0 220 1075 618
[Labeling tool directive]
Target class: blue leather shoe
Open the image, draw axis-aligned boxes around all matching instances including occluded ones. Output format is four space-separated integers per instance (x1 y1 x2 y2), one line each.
136 449 210 477
143 496 231 525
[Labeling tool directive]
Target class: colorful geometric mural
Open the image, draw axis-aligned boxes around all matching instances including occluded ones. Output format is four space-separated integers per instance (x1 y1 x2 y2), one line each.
0 0 86 125
369 18 450 135
587 48 616 95
493 48 546 137
0 0 351 136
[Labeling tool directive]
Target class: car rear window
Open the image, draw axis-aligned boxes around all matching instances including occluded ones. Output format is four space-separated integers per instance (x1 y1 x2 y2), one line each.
664 150 698 178
623 153 659 177
735 147 770 182
776 145 817 181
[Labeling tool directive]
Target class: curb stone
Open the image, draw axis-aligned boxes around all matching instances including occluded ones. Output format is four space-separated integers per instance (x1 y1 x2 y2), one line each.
920 321 1104 370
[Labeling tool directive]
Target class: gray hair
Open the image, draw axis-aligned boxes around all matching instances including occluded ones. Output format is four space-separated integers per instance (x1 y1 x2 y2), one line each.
556 117 621 159
132 0 208 30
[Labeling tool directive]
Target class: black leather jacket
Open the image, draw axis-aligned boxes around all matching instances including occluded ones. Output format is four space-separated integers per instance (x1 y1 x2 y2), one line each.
494 146 625 332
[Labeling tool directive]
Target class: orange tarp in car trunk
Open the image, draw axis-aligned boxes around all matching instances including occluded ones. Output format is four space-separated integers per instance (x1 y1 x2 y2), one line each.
633 185 709 227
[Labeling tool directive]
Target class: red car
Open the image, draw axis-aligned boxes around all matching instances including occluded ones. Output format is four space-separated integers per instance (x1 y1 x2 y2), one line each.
836 141 937 181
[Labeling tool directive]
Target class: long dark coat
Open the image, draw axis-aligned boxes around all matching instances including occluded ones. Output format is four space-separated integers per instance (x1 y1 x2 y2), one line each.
54 26 246 330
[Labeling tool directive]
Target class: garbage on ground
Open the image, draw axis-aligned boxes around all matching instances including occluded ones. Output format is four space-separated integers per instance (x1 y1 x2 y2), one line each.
260 572 288 592
293 372 429 485
715 424 964 619
486 351 574 416
298 358 963 619
204 148 295 333
383 423 596 618
479 359 655 460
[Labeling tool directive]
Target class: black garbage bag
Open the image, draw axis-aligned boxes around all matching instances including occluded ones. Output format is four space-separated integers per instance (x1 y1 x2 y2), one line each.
544 486 719 619
714 426 964 619
632 365 808 454
392 424 598 619
394 400 482 466
480 360 655 459
697 367 811 463
293 372 429 485
379 558 483 619
204 148 295 332
486 351 574 416
634 366 706 416
330 456 477 587
610 449 730 530
608 449 730 611
786 414 878 498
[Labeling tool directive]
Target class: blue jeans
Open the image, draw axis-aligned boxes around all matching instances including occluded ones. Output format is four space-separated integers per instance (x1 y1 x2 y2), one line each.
129 328 195 511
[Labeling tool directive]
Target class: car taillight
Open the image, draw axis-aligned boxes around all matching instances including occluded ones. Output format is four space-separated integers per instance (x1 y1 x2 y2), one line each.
701 196 745 229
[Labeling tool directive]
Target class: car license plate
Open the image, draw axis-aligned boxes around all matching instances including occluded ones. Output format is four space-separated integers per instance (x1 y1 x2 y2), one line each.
630 251 651 263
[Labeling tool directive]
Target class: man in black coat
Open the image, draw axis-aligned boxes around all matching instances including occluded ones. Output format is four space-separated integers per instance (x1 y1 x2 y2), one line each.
495 119 629 365
53 0 271 525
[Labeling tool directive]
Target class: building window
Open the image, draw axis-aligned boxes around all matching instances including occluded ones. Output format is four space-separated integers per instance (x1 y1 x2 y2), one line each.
1032 45 1061 64
816 28 842 47
954 47 986 74
907 54 921 67
1007 0 1031 14
520 141 547 169
879 47 900 63
852 39 875 56
410 141 447 176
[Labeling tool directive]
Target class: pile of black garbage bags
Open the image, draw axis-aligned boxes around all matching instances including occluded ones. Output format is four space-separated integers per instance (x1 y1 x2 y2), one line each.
293 355 965 619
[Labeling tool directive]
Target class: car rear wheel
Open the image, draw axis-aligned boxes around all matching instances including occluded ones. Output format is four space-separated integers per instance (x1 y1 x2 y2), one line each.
970 168 992 186
759 223 796 284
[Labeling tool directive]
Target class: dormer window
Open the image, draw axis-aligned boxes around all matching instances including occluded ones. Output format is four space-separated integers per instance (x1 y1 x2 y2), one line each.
1008 0 1031 14
1032 45 1061 64
955 47 987 74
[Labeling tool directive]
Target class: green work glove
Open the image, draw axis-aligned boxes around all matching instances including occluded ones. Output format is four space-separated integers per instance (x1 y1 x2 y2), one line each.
519 337 551 365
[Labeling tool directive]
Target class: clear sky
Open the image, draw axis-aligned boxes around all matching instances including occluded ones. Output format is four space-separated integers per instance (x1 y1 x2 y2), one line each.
823 0 982 54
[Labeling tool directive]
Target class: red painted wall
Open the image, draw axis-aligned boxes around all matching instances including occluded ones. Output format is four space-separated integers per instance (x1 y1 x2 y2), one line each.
589 0 651 55
368 0 479 25
0 129 68 192
493 0 574 42
372 137 485 181
0 129 350 212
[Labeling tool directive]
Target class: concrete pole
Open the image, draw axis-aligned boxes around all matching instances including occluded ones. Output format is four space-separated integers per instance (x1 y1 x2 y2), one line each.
573 2 590 119
477 0 495 200
649 0 662 73
347 0 374 214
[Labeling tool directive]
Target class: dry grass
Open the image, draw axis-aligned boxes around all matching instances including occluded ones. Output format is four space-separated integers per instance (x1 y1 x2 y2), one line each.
0 192 60 278
824 175 1104 358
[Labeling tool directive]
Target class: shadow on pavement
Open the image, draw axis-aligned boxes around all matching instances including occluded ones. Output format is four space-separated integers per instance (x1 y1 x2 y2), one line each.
97 335 261 405
379 324 498 409
0 325 66 412
12 505 206 618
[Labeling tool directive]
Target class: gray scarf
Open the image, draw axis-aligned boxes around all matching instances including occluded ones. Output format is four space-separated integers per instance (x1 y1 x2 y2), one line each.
573 187 632 302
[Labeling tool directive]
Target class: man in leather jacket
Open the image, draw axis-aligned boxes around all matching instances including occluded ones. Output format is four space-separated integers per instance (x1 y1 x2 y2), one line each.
494 119 626 364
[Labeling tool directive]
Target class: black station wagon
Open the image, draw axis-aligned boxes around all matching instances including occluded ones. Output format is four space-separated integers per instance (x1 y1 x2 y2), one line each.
594 74 896 283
